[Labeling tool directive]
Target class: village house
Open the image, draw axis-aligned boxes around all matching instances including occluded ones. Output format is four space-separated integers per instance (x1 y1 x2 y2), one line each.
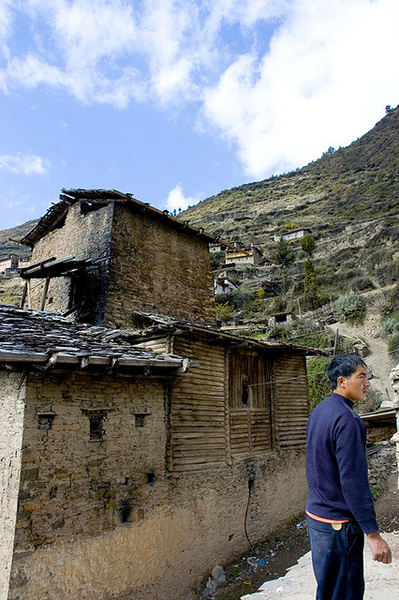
225 244 263 266
213 275 239 295
1 188 315 600
0 255 19 276
273 228 311 242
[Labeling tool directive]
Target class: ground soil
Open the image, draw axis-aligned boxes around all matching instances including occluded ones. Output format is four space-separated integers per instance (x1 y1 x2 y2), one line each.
206 471 398 600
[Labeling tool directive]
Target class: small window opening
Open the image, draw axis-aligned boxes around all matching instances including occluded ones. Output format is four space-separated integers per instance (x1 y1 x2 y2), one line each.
242 381 250 406
80 200 105 215
88 413 104 440
37 412 56 430
118 500 132 523
135 414 147 428
146 472 156 485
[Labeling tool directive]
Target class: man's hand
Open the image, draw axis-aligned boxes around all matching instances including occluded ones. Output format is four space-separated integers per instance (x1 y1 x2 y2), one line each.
366 531 392 563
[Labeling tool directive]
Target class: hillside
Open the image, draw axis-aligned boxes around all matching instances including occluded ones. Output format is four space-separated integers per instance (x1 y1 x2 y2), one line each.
175 107 398 331
1 107 398 340
0 220 38 259
181 105 399 245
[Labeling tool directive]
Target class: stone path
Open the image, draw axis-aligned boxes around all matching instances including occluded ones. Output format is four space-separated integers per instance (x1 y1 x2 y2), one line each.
241 532 399 600
328 317 395 403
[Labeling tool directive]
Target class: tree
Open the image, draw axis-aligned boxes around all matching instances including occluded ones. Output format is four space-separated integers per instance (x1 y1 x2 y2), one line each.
300 234 316 256
273 238 295 268
304 258 319 309
322 146 336 158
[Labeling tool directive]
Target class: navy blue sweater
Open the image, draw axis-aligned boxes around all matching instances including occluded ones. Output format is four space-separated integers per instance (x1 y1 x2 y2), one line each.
306 392 378 534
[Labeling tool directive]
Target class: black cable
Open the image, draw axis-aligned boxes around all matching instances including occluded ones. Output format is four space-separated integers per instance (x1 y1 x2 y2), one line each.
244 477 255 552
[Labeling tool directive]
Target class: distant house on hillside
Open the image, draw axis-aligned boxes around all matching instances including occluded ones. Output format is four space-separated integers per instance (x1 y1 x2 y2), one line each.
214 275 239 295
225 244 263 265
0 255 19 275
273 228 311 242
1 188 315 600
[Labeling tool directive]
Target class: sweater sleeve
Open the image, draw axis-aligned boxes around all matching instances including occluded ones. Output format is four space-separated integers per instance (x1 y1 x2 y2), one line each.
334 414 378 534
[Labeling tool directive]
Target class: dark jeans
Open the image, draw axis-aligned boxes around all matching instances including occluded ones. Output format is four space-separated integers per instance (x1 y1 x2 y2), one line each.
306 515 365 600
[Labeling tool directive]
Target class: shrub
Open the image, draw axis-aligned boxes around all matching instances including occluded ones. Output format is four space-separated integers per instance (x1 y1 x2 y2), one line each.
215 302 233 323
387 333 399 361
379 317 399 338
231 289 255 310
307 357 331 410
347 276 374 292
336 291 366 324
300 234 316 256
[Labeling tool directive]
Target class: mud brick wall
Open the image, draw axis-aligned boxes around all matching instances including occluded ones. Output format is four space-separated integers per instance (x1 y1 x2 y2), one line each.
0 372 26 600
105 203 216 328
27 202 114 323
7 369 309 600
12 371 168 553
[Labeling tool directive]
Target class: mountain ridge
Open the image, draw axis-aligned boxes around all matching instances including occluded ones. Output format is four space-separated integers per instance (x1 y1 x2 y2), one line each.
180 105 399 246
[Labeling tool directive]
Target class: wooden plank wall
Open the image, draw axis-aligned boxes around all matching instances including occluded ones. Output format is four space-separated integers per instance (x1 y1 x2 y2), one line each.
273 354 310 449
229 351 272 458
169 337 227 471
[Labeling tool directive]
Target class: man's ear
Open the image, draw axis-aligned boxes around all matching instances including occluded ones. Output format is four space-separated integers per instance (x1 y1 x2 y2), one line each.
337 376 345 388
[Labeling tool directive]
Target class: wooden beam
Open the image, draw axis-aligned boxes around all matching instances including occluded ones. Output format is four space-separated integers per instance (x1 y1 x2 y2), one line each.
40 276 51 311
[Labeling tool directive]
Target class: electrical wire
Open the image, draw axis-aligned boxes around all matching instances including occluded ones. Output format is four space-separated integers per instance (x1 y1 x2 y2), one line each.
244 478 255 552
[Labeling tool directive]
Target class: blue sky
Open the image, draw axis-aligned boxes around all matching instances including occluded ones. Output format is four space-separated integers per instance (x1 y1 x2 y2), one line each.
1 0 398 230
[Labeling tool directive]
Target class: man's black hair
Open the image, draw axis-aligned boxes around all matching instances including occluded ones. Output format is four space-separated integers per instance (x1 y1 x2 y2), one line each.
326 354 367 390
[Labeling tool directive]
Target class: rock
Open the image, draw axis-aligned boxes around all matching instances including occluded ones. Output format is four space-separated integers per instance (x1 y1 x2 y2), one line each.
202 565 226 597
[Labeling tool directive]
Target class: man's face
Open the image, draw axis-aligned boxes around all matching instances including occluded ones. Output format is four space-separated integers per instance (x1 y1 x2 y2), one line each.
338 364 370 402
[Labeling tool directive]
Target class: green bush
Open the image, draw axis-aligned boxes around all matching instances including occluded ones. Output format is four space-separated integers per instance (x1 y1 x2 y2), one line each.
387 333 399 361
231 289 255 310
215 302 233 323
300 234 316 256
336 291 366 324
379 317 399 338
307 357 331 410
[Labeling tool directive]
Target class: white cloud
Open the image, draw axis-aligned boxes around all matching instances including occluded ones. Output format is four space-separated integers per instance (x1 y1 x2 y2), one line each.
0 153 50 175
165 183 201 213
202 0 399 177
1 0 399 177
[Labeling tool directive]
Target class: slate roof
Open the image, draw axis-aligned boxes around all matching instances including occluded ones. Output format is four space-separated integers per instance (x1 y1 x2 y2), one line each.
19 188 215 247
128 311 322 356
0 304 182 374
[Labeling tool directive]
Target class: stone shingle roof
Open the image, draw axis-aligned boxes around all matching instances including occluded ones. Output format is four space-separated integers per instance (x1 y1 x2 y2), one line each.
0 304 182 374
19 188 215 247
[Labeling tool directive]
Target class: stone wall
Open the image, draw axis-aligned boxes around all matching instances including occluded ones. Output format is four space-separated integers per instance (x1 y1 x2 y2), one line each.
0 372 26 600
368 443 397 488
8 370 308 600
27 202 114 323
105 203 216 328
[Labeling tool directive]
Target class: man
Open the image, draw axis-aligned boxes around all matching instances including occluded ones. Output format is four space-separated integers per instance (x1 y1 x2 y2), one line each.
306 354 391 599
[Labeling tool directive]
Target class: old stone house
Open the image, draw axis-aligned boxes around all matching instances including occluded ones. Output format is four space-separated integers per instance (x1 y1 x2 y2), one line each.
273 228 312 242
213 275 238 295
225 244 263 266
1 189 314 600
18 188 216 328
0 255 19 276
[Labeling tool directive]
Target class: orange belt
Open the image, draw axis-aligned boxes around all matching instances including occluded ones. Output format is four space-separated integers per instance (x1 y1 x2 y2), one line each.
306 510 349 524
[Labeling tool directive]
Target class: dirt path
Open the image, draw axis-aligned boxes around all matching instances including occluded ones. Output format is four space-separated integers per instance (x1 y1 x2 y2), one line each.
328 317 396 403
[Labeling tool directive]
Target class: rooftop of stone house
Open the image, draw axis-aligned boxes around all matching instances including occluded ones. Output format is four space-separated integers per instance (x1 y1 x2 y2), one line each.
18 188 215 248
127 310 323 356
0 304 182 373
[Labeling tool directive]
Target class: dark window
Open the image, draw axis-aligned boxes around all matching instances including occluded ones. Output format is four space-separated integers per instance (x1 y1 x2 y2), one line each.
37 413 56 430
135 414 147 428
87 413 104 440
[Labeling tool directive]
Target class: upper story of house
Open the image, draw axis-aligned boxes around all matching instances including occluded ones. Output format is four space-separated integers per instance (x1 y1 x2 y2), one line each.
18 188 216 328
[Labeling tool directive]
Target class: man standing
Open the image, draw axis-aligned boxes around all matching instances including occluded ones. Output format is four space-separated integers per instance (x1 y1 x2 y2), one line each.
306 354 391 599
